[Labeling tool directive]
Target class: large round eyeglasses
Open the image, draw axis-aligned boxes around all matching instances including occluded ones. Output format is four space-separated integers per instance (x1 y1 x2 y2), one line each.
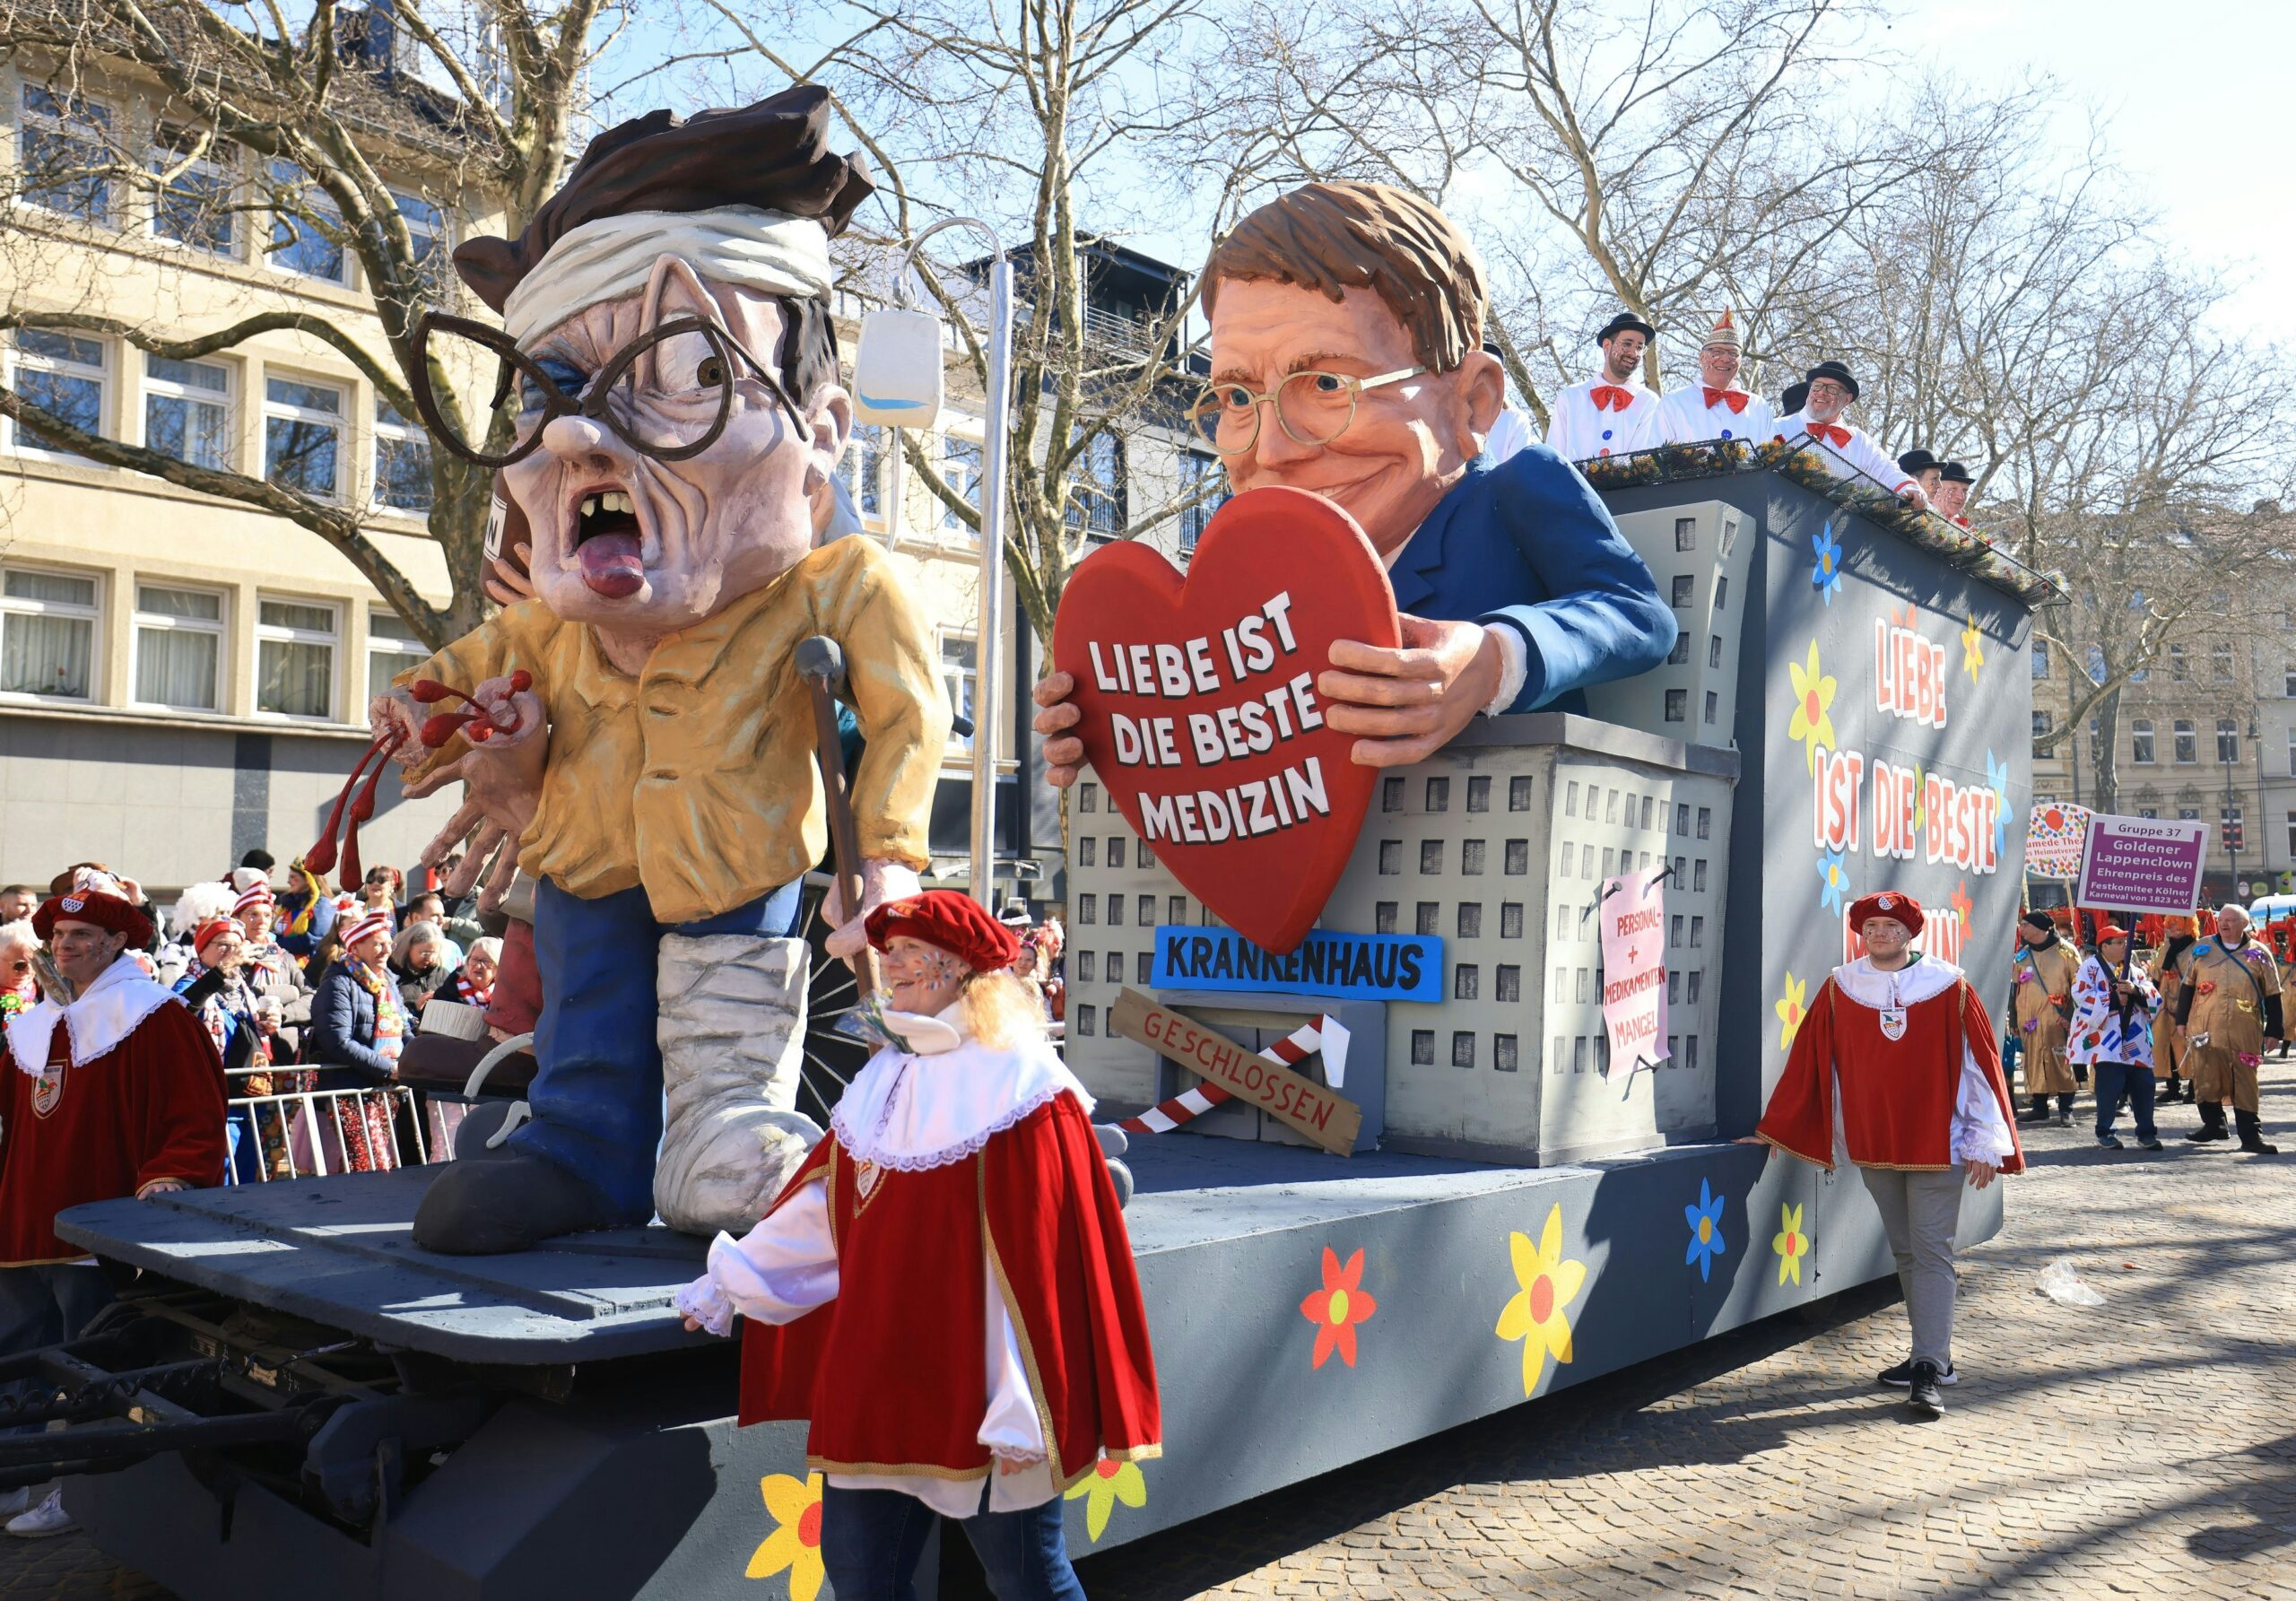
408 311 813 469
1186 366 1427 454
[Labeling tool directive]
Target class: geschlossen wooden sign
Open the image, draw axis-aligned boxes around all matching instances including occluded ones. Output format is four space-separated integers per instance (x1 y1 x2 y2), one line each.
1052 487 1399 953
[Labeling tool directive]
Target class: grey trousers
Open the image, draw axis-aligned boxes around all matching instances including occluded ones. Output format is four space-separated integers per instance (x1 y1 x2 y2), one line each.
1857 1165 1964 1369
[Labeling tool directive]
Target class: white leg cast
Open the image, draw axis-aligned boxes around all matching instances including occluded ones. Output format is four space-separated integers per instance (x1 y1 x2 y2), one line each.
654 932 823 1236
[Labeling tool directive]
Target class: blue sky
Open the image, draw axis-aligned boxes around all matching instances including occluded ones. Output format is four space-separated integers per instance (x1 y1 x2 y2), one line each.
598 1 2292 346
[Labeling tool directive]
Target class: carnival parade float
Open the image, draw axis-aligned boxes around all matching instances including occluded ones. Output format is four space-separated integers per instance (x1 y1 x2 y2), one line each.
7 99 2053 1601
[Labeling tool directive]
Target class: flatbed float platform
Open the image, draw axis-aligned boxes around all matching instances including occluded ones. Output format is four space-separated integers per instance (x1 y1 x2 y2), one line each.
52 1129 1997 1600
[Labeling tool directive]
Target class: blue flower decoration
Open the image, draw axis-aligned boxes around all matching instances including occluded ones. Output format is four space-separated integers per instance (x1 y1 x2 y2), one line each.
1684 1179 1727 1282
1817 848 1852 914
1986 750 2012 855
1810 522 1843 605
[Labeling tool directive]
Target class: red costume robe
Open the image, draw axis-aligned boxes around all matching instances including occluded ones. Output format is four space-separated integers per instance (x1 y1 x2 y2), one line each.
683 1014 1160 1511
0 956 229 1265
1760 963 2025 1173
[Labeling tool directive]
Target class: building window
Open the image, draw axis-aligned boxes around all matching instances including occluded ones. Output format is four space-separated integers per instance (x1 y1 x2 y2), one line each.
2031 709 2053 758
1178 449 1225 553
1451 1031 1475 1069
840 422 886 524
368 605 428 700
269 160 348 283
256 597 338 719
2170 719 2196 764
2031 640 2048 679
264 374 346 500
1670 574 1694 608
1067 429 1126 539
2213 641 2235 682
142 353 232 470
940 636 977 753
1495 1034 1518 1073
388 189 453 305
0 567 98 700
2217 718 2241 764
1667 631 1691 665
131 583 224 710
941 434 982 534
17 85 111 222
2130 720 2155 764
150 127 236 255
2287 810 2296 857
7 330 109 461
2169 643 2187 683
1415 902 1439 936
373 398 432 512
1674 517 1696 551
1665 687 1686 722
1411 1030 1434 1066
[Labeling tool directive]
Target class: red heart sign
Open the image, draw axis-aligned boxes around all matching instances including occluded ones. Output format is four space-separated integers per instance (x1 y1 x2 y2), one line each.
1052 486 1399 953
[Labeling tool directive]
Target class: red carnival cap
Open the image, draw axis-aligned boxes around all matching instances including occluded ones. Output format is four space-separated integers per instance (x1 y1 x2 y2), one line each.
1848 891 1925 936
2097 924 2131 943
865 889 1021 973
191 916 245 954
33 889 152 947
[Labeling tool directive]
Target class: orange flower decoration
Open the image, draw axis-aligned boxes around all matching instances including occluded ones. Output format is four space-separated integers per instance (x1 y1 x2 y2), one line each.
2197 980 2217 995
1300 1246 1377 1370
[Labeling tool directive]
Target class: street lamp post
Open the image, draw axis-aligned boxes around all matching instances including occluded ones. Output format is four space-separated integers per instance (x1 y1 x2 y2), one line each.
885 218 1016 908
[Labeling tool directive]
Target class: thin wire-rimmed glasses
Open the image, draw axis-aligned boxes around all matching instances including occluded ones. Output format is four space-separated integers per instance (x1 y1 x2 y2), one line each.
409 311 813 469
1187 366 1428 454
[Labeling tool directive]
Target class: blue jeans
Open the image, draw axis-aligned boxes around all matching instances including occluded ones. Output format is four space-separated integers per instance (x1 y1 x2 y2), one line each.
2093 1061 2156 1143
0 1266 111 1359
519 878 803 1220
819 1484 1085 1601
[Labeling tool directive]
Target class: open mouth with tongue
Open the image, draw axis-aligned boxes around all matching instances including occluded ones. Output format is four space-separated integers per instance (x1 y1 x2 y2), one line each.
572 484 646 598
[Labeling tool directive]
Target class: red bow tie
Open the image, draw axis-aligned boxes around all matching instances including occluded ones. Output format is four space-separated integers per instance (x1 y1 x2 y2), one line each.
1807 422 1850 448
1702 387 1749 413
1590 385 1635 412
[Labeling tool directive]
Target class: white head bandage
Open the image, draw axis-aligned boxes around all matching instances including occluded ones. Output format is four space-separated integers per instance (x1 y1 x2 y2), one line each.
502 205 834 345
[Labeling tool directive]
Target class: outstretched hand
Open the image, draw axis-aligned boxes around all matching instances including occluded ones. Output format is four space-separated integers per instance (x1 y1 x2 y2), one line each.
1319 614 1504 768
396 676 550 913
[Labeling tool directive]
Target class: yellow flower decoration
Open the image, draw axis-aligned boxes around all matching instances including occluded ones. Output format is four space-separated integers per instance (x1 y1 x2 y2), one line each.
1495 1203 1587 1397
1065 1458 1148 1543
1785 641 1838 776
746 1472 825 1601
1772 1202 1813 1286
1960 615 1985 682
1775 971 1809 1049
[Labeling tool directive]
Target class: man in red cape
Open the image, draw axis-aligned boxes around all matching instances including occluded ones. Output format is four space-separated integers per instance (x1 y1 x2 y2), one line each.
1756 892 2022 1421
680 889 1156 1597
0 881 227 1536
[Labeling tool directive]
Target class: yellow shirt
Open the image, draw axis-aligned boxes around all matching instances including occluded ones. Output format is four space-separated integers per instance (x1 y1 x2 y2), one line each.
402 537 949 925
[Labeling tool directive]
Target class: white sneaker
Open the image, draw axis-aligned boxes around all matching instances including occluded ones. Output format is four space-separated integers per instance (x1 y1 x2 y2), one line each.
7 1489 74 1537
0 1486 33 1519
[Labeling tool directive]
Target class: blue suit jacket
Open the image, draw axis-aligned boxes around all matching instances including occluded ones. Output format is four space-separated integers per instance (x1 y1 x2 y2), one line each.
1388 447 1676 714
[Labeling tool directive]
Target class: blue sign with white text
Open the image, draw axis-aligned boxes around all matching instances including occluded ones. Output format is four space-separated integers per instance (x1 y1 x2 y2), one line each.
1150 925 1444 1003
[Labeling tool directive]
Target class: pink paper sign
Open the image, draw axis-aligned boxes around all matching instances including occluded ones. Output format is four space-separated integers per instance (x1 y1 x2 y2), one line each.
1599 866 1671 1075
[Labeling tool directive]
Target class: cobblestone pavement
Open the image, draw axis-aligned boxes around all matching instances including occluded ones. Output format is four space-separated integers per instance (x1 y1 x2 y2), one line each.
18 1074 2296 1599
1071 1071 2296 1601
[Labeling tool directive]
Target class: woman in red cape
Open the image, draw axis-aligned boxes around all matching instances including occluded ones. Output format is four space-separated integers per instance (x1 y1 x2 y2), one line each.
680 889 1158 1598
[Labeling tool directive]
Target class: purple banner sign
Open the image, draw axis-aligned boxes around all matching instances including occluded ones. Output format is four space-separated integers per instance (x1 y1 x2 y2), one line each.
2074 814 2210 914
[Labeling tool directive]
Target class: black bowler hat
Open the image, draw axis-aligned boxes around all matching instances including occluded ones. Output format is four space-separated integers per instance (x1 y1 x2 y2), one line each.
1596 311 1656 345
1803 361 1859 400
1938 460 1974 484
1779 381 1808 415
1897 448 1938 476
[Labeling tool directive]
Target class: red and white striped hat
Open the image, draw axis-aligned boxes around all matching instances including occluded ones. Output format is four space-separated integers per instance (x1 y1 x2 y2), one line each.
343 908 395 950
233 883 274 918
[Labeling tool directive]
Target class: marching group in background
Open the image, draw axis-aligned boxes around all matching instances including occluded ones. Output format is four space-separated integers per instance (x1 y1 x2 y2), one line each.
1490 309 1980 527
2010 904 2287 1156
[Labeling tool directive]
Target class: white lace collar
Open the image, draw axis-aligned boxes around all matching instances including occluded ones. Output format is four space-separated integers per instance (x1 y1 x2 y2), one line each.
831 1011 1094 1172
1832 953 1963 1010
4 953 180 1075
